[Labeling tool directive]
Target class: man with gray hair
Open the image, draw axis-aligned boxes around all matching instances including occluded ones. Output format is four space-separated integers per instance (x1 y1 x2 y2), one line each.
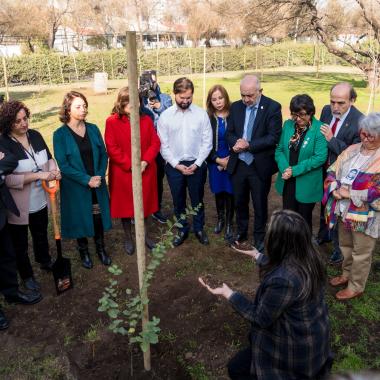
226 74 282 251
318 82 363 265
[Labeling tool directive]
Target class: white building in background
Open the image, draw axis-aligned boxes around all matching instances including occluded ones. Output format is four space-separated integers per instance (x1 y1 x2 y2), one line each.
0 45 22 57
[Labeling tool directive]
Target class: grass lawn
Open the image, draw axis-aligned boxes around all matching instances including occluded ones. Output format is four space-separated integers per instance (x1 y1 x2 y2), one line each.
1 69 379 378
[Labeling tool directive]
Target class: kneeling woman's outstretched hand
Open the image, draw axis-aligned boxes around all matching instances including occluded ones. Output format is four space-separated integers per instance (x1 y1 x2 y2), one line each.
198 277 233 300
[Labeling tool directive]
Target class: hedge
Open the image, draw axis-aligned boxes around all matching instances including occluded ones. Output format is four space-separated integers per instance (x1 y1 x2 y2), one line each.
0 43 347 87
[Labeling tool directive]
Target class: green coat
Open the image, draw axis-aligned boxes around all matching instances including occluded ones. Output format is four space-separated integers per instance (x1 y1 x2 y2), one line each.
53 123 112 239
275 117 328 203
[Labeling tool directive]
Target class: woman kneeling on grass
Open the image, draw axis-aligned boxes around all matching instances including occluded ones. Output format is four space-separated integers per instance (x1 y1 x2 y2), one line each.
199 209 332 380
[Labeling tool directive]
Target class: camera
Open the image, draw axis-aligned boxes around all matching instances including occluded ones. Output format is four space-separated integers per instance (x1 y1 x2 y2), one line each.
139 70 158 102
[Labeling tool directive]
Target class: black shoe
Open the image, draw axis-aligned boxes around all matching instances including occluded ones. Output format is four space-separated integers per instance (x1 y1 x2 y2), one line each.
329 250 343 265
40 260 53 271
80 252 93 269
224 224 234 242
23 277 41 292
235 232 248 243
152 211 167 224
145 236 156 250
125 240 135 256
0 310 9 330
5 290 42 305
173 231 189 247
195 230 209 245
316 237 332 246
214 219 225 234
97 250 112 266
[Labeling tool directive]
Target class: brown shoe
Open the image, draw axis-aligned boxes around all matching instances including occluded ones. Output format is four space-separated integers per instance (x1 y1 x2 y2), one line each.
335 288 363 301
329 276 348 287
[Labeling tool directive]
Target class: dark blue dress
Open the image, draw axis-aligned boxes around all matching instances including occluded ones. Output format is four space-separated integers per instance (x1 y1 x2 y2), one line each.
208 117 233 194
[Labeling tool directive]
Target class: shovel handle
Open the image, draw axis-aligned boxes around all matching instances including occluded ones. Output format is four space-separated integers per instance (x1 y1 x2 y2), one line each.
42 180 61 240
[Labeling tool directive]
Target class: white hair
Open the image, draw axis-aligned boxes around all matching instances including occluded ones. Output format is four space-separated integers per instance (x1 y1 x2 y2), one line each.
359 112 380 136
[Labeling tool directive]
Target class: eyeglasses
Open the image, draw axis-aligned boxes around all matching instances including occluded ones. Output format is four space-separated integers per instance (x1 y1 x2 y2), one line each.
360 130 376 142
291 111 309 120
14 116 29 125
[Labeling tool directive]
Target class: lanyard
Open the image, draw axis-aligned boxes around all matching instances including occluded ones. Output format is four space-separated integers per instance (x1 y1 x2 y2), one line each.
11 133 40 171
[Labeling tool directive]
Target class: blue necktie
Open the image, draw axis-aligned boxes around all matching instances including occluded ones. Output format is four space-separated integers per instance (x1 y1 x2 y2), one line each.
239 106 257 165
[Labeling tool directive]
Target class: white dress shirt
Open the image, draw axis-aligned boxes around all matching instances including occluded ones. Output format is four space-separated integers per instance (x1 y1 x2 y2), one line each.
157 103 212 168
330 107 351 137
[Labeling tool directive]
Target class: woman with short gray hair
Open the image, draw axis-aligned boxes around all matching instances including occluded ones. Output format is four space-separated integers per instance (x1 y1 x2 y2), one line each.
323 112 380 300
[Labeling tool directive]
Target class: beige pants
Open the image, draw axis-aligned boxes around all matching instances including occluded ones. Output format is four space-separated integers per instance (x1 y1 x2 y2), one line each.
339 220 376 292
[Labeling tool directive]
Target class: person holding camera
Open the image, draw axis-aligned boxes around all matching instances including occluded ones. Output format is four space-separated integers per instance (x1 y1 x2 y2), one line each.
140 71 172 224
0 100 61 292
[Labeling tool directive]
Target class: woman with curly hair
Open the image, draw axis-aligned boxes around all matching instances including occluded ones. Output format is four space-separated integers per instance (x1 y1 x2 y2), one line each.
0 100 60 291
53 91 112 269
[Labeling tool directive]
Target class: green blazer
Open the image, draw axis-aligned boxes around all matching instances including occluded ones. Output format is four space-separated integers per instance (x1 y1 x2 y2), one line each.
275 117 328 203
53 123 112 239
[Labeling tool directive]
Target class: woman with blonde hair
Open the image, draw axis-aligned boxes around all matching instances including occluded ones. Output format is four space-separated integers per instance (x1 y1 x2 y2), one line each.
105 87 160 255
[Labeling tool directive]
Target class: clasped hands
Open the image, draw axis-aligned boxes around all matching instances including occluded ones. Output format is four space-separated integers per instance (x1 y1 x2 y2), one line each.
38 169 61 182
282 167 292 180
175 163 198 175
88 176 102 188
333 185 350 200
232 138 249 153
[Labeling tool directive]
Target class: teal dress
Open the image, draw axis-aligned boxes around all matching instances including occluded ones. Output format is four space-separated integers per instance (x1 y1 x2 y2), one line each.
53 122 112 239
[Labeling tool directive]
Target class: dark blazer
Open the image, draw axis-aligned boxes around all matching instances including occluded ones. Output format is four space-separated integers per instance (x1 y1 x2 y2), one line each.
320 105 362 164
0 151 19 230
225 95 282 179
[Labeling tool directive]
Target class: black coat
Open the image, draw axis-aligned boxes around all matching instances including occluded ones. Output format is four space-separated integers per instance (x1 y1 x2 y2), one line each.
225 95 282 180
320 105 363 164
0 151 19 230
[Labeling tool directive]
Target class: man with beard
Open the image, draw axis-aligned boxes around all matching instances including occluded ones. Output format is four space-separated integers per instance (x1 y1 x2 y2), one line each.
226 74 282 252
317 82 363 265
157 77 212 246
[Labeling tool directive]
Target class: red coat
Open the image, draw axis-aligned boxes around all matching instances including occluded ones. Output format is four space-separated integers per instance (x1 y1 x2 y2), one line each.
105 113 160 218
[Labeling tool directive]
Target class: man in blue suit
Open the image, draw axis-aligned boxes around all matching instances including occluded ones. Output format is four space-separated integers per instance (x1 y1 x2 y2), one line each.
318 82 363 264
226 74 282 251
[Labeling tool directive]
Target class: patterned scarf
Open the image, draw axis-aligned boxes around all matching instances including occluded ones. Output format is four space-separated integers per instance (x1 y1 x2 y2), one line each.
288 122 310 151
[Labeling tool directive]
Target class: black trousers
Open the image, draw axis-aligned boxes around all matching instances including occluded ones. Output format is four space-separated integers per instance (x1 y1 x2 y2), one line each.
156 153 166 210
0 224 19 296
231 161 272 245
227 347 255 380
283 178 315 232
165 161 207 233
8 206 51 279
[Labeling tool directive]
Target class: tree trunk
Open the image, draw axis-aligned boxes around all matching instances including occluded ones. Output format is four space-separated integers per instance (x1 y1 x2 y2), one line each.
26 38 35 53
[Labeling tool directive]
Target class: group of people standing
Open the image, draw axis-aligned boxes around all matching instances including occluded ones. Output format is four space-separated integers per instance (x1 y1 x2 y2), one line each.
0 72 379 379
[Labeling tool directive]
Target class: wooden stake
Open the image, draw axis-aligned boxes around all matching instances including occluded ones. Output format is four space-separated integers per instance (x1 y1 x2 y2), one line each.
2 56 9 101
126 31 151 372
58 55 65 84
73 55 79 81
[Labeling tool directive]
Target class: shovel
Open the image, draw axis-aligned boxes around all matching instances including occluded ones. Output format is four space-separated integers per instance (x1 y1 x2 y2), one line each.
42 180 74 295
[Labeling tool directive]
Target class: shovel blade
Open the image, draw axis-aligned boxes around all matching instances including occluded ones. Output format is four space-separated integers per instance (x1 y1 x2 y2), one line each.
52 256 74 295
